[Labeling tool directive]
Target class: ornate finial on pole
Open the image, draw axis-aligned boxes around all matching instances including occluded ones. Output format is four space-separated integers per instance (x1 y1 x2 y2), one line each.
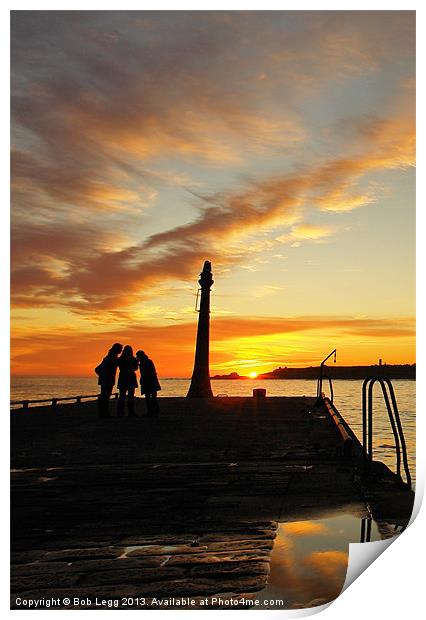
187 261 214 398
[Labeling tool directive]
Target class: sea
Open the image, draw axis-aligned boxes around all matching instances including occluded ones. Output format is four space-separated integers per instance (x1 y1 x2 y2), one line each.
10 376 415 485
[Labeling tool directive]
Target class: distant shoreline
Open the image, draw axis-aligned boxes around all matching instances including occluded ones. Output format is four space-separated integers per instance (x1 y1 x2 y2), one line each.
212 364 416 381
12 368 416 381
211 377 416 381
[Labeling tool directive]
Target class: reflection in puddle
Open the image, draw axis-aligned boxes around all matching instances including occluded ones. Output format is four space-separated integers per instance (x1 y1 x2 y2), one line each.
257 513 381 609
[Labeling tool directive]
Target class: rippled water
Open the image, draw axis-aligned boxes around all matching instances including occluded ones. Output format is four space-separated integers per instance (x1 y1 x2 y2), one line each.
10 376 415 483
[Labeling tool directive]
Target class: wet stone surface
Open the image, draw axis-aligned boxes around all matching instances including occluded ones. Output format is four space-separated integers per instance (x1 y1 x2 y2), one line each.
11 397 414 609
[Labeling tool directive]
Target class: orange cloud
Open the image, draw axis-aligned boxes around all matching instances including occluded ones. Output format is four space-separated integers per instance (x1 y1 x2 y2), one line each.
11 11 415 323
277 223 336 243
281 521 330 537
10 315 415 376
12 105 415 314
303 550 348 580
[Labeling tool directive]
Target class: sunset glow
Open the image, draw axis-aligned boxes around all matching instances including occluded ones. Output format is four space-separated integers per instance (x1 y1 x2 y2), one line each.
11 11 415 377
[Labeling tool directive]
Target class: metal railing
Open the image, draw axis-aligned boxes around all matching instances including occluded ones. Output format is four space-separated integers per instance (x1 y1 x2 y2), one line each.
322 394 353 457
360 517 372 543
316 349 336 403
362 376 411 487
11 393 119 410
360 516 405 541
318 374 334 404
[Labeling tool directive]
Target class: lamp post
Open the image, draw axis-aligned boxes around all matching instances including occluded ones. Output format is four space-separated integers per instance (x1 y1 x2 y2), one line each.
187 261 214 398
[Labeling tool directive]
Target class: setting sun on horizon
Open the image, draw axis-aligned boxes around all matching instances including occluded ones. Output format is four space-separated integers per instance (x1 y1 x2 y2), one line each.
11 11 415 378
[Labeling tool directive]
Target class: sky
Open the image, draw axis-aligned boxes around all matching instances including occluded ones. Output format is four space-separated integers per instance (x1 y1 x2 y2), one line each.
10 10 415 377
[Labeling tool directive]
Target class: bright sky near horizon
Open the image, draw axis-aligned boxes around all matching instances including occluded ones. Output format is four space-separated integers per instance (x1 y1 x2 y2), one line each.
11 10 415 377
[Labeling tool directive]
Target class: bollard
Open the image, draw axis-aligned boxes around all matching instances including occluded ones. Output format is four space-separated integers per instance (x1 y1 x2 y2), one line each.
253 388 266 399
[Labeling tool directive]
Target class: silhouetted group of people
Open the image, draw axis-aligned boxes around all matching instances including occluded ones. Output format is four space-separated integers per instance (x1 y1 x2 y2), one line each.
95 344 161 418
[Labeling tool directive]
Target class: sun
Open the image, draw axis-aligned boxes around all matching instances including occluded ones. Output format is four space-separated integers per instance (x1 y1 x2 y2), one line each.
248 371 258 379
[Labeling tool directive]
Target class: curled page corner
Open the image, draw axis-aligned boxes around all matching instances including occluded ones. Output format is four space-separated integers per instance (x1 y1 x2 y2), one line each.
297 533 404 617
339 480 422 597
342 538 395 594
286 541 395 619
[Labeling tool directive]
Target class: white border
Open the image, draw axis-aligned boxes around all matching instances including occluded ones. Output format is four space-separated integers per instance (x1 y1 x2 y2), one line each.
3 3 424 618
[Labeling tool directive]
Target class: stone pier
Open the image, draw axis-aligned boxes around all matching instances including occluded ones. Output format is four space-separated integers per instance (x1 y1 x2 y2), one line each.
10 396 414 608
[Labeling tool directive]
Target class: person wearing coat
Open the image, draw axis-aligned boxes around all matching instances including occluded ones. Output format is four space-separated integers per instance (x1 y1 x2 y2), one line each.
95 342 123 418
117 345 138 417
136 350 161 416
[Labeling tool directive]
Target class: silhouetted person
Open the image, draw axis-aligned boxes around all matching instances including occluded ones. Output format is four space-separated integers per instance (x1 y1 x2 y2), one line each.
136 350 161 416
95 343 123 418
117 345 138 417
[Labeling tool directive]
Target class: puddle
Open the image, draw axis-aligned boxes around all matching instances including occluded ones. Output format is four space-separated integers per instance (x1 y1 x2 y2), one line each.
256 512 382 609
118 544 208 559
118 545 152 559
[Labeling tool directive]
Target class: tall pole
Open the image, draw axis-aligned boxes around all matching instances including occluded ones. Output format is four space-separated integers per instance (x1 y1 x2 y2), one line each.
187 261 214 398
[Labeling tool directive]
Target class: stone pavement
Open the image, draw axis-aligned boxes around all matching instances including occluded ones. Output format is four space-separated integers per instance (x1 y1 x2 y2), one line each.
10 397 414 608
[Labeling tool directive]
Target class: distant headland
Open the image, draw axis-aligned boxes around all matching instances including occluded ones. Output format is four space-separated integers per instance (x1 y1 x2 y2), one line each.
212 364 416 381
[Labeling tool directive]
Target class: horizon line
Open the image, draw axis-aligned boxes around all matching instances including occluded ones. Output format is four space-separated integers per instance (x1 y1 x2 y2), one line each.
11 361 417 380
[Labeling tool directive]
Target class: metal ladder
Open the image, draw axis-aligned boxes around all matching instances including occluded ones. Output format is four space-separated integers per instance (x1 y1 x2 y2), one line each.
360 516 405 542
362 376 411 487
360 517 372 542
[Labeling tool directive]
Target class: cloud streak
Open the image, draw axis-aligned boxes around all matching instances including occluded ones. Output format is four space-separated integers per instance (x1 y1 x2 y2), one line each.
11 107 415 312
11 314 415 375
10 10 415 340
